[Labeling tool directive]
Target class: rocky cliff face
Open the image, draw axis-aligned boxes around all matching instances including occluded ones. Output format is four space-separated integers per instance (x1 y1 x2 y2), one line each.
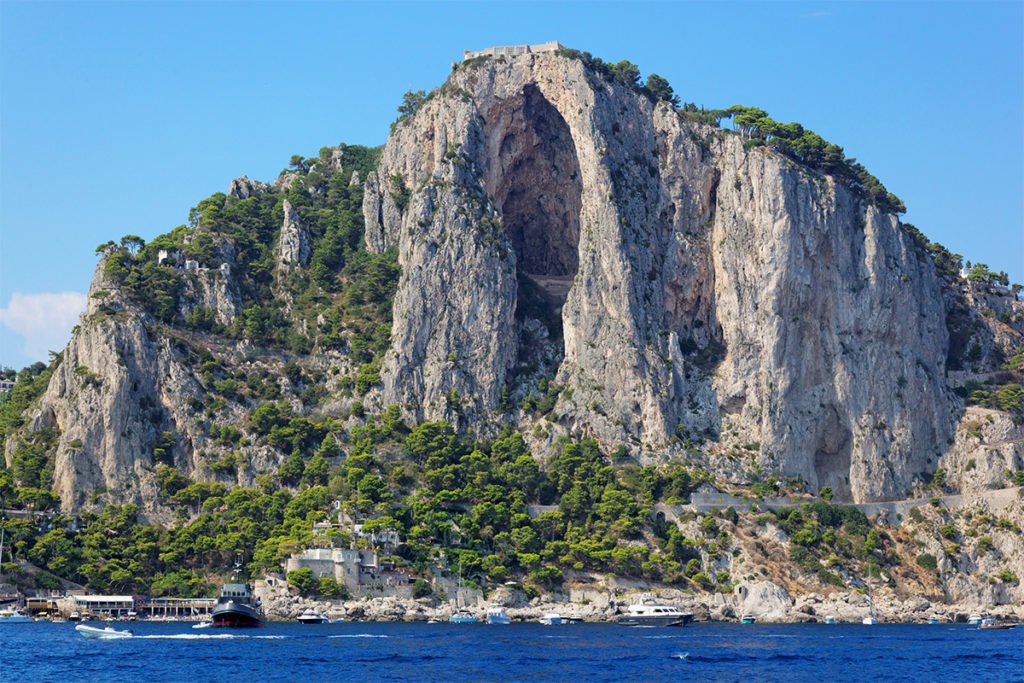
6 50 1021 514
362 52 1017 502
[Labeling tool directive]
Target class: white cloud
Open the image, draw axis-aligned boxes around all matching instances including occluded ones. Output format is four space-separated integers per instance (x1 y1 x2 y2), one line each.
0 291 88 362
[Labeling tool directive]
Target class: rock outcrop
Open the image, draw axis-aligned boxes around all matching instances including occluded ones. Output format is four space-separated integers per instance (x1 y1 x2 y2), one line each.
277 199 310 269
361 51 1012 501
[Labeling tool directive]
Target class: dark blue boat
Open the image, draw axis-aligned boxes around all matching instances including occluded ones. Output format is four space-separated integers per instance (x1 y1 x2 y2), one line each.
211 563 264 628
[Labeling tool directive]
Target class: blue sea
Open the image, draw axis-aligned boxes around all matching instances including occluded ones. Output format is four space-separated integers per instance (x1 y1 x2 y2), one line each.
2 621 1022 682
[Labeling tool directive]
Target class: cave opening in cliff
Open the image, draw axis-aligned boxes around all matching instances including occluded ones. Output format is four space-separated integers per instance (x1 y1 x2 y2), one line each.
483 84 583 341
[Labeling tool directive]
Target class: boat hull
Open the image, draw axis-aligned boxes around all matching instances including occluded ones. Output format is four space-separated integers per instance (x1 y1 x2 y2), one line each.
617 613 693 627
211 602 264 628
0 613 33 624
449 615 479 624
75 624 133 639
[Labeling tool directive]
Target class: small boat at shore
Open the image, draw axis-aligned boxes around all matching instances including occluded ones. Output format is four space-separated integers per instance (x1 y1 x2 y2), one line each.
192 621 212 629
76 623 133 639
616 595 693 627
740 614 756 624
979 618 1015 630
824 616 837 624
297 609 329 624
0 608 33 624
967 614 983 625
539 612 563 625
449 608 479 624
486 606 511 624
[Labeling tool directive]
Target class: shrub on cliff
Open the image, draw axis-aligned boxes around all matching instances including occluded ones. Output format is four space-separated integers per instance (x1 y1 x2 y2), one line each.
915 553 938 571
288 568 316 596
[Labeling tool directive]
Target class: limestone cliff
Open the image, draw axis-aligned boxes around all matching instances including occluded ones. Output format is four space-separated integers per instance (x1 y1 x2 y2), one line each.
363 51 1021 502
5 49 1022 515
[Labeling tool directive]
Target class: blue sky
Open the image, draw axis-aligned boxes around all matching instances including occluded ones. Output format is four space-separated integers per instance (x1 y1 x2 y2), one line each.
1 0 1021 369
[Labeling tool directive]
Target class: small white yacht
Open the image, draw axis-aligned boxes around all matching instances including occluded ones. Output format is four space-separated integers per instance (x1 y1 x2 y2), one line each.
539 612 563 625
862 616 878 625
967 614 984 625
616 595 694 627
75 623 133 639
297 608 329 624
0 607 33 623
485 606 511 624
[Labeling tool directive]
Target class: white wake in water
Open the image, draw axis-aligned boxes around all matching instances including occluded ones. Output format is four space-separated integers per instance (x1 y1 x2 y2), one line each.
138 634 288 640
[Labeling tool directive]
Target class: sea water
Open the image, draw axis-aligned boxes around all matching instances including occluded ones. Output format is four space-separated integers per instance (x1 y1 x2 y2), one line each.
2 621 1021 682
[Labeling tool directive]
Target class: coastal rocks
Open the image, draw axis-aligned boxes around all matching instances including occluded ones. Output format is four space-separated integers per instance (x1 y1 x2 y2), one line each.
733 581 793 621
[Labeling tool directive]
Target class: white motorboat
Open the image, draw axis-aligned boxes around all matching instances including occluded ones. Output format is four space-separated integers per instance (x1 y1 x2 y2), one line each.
297 609 329 624
824 615 837 625
862 616 878 625
0 608 33 624
76 623 133 639
485 606 511 624
616 595 693 627
967 614 983 625
539 612 563 625
192 621 212 629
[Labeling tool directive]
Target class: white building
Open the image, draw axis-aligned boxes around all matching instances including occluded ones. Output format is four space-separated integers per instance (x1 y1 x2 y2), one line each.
73 595 134 617
285 548 378 593
463 41 564 61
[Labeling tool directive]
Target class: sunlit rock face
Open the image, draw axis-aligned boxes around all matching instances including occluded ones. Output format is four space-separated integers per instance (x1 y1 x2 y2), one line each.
361 52 982 502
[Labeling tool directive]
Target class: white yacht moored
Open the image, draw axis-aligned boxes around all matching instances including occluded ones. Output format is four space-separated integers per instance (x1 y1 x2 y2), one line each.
616 595 693 627
539 612 563 625
297 608 329 624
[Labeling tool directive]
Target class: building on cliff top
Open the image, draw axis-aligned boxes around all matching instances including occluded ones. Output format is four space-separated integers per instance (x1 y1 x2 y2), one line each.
463 41 563 61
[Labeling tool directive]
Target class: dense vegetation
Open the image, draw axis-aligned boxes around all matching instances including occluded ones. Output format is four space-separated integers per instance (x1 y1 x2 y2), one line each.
0 418 716 596
98 143 396 360
0 361 60 510
722 105 905 214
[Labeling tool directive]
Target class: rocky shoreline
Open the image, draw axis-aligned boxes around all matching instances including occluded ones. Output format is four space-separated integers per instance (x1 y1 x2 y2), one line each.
256 580 1024 625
